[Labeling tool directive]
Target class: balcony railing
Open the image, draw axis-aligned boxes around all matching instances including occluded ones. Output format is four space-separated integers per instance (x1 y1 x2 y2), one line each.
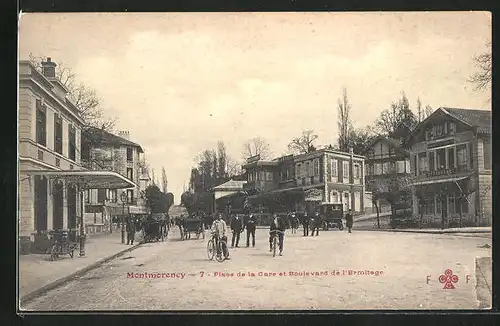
421 165 472 178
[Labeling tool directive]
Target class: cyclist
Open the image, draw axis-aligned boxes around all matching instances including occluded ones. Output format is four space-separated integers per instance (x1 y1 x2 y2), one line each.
211 213 230 260
269 213 286 256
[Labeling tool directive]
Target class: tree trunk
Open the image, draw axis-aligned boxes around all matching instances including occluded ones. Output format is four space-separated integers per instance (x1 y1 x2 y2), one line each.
373 201 380 229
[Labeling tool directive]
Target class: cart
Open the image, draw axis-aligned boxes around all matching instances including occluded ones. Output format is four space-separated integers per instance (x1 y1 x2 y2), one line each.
48 230 79 261
182 218 204 240
317 203 344 231
143 218 166 243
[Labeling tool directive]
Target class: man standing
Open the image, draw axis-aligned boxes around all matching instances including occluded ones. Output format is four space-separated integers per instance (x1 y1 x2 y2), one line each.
310 212 322 236
246 214 257 247
126 216 136 245
211 213 230 259
345 209 353 233
269 213 286 256
230 214 243 248
302 212 310 237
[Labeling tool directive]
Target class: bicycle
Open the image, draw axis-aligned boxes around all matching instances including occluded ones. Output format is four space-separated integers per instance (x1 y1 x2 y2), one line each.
269 229 285 257
207 233 226 263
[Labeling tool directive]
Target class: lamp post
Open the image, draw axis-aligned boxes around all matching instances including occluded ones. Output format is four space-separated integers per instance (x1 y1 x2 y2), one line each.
79 185 86 257
120 191 127 244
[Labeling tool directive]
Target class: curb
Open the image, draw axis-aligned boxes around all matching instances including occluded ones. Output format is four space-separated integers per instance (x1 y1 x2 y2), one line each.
352 228 491 235
20 241 144 306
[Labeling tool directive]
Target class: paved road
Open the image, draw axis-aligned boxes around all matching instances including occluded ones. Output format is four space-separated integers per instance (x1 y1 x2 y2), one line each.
21 227 491 310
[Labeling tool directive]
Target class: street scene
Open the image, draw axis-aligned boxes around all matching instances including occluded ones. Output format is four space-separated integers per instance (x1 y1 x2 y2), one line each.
18 12 491 311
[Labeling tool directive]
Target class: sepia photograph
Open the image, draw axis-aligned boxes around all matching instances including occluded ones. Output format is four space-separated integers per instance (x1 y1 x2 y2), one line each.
17 12 492 311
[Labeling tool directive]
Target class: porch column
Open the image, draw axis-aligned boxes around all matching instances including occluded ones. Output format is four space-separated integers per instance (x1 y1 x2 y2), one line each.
445 147 449 170
415 152 419 176
47 179 53 231
412 187 418 216
62 180 68 231
433 150 437 170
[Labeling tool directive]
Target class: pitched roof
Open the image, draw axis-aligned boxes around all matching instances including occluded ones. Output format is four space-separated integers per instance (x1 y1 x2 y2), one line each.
363 135 408 154
441 108 491 134
212 179 246 191
83 127 144 152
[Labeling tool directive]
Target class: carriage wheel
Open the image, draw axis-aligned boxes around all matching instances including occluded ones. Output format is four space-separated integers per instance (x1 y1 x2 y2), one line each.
69 250 74 258
196 231 200 240
215 241 225 262
207 239 215 260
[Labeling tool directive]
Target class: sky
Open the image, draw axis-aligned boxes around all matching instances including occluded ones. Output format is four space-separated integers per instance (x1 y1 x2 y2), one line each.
19 12 492 204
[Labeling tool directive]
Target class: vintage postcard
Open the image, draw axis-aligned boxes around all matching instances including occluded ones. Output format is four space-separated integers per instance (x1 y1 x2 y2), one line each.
17 12 492 311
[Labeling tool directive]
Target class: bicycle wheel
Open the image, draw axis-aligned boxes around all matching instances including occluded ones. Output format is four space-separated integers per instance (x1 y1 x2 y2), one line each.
272 236 277 257
215 241 225 262
207 239 215 260
50 244 59 261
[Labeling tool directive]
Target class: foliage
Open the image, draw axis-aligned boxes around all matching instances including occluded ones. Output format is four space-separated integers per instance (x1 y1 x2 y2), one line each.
287 130 319 154
242 137 272 160
145 184 173 213
348 127 377 155
161 167 168 193
468 43 492 93
374 92 417 137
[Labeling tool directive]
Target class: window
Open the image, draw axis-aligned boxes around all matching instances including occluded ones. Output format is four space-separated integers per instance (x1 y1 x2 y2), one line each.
85 189 90 203
36 100 47 146
126 147 133 161
374 163 382 175
127 168 133 180
389 162 396 173
426 196 435 215
418 154 427 173
266 172 273 181
343 161 349 179
405 159 410 174
296 164 301 178
382 162 390 174
314 159 320 176
353 164 360 178
331 159 338 178
54 114 62 154
449 122 456 134
428 151 435 171
483 138 491 170
435 124 444 137
436 148 446 170
68 125 76 161
447 147 455 169
436 195 442 214
109 189 117 203
396 161 405 173
456 144 467 169
97 189 106 204
260 171 266 181
127 189 134 203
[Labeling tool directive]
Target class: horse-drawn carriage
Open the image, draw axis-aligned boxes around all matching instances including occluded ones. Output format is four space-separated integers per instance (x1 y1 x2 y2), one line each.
180 217 205 240
143 213 169 243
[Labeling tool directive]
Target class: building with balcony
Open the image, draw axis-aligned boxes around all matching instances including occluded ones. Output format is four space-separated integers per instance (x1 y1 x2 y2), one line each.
18 58 87 251
408 107 492 227
81 128 149 232
364 136 412 214
242 149 366 215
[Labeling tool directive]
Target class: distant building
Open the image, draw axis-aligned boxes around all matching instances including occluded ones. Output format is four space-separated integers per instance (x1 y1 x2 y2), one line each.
364 136 412 214
408 107 492 227
81 128 149 232
242 148 366 215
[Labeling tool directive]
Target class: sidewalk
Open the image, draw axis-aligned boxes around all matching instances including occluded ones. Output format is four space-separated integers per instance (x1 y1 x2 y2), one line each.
19 230 143 305
354 226 492 235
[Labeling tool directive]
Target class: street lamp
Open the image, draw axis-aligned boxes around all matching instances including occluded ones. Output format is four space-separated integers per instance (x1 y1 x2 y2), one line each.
120 191 127 244
79 186 86 256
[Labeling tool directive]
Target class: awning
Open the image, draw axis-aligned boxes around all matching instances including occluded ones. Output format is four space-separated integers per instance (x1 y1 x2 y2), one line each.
412 176 468 187
23 170 136 189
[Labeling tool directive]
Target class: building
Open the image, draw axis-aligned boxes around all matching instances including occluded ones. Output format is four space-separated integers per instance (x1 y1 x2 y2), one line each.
81 128 150 232
18 58 136 254
364 136 412 214
408 107 492 227
242 148 366 215
18 58 86 252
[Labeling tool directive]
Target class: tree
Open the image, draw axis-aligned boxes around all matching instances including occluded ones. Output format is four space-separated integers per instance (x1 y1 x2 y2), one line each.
424 105 434 119
468 43 492 93
374 92 417 137
416 97 423 123
145 185 169 213
29 54 116 131
337 87 354 152
348 127 377 155
217 141 227 179
288 130 318 154
242 137 272 160
161 167 168 193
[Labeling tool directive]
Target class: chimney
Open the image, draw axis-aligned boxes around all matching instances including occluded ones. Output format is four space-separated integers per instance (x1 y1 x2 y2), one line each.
41 57 57 79
118 130 130 140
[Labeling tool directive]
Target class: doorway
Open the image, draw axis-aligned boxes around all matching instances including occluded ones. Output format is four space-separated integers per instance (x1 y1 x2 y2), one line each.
34 175 48 233
52 180 64 230
67 184 77 240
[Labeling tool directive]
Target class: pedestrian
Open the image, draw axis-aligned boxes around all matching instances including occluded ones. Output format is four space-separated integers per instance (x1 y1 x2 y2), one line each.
310 212 321 236
246 213 257 247
211 213 230 259
345 209 353 233
302 212 310 236
269 213 286 255
230 214 243 247
126 216 136 245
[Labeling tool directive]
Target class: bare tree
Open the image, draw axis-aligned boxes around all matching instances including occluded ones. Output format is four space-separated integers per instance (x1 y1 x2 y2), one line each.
424 105 434 119
468 43 492 93
337 87 353 152
242 137 272 160
416 97 423 122
288 130 319 154
161 167 168 193
29 54 116 131
375 92 417 137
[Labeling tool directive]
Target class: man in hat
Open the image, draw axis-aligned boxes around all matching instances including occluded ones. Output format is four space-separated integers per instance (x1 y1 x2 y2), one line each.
126 215 136 245
246 213 257 247
230 214 244 248
345 209 354 233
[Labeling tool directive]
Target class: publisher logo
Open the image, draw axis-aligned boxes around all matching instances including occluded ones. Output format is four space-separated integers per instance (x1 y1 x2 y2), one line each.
438 269 459 289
